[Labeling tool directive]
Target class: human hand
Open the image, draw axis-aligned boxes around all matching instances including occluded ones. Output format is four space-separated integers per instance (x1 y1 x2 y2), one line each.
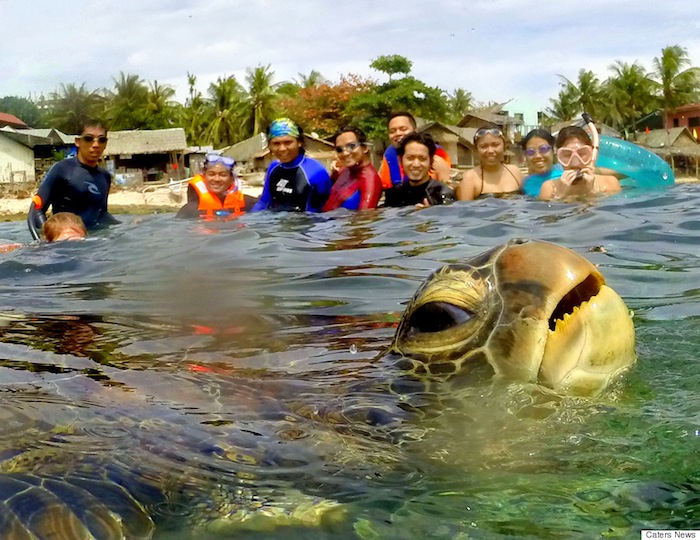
415 197 430 208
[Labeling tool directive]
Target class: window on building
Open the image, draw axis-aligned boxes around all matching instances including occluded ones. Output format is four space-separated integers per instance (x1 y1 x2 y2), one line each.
688 117 700 128
673 118 679 127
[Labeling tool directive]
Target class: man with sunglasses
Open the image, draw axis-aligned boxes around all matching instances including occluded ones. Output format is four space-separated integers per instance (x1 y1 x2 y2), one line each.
28 119 117 240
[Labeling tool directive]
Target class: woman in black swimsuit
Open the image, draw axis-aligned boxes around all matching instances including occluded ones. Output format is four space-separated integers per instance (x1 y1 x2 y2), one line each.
456 125 523 200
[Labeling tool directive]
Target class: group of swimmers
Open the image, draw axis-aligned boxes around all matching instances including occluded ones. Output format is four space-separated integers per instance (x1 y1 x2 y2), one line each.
21 113 623 240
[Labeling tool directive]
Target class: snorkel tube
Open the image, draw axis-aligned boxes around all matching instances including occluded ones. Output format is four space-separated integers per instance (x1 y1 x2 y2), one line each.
582 112 599 164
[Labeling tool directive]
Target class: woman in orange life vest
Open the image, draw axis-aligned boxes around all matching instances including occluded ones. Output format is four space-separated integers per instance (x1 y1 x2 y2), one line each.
176 153 257 220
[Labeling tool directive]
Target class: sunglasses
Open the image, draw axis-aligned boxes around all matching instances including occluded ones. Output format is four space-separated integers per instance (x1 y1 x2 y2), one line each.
474 128 503 142
205 153 235 169
80 135 108 144
335 141 362 154
524 144 552 157
556 146 593 167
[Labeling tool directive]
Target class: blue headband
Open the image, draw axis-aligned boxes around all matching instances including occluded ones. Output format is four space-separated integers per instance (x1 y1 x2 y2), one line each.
268 118 300 140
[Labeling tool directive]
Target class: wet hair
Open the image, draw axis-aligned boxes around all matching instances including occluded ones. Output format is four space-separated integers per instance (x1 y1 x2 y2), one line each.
42 212 87 242
332 126 367 145
556 126 591 148
388 111 417 129
397 132 436 158
522 128 554 148
79 119 108 135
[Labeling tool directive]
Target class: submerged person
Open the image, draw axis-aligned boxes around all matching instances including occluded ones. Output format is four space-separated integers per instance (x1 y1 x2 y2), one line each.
384 132 455 207
539 126 621 201
42 212 88 242
176 153 256 220
27 119 118 240
378 111 452 189
322 126 382 212
456 126 523 200
521 128 563 197
250 118 331 213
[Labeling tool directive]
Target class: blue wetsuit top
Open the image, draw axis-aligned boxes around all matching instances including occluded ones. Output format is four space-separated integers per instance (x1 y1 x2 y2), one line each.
251 153 331 213
522 164 564 197
28 157 116 229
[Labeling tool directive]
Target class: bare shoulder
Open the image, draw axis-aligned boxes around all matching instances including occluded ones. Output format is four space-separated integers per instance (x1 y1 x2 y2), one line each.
539 180 554 200
456 168 480 200
505 164 524 181
598 174 621 193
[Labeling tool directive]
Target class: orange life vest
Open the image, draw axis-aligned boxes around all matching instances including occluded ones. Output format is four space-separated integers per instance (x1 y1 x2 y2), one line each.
189 175 245 220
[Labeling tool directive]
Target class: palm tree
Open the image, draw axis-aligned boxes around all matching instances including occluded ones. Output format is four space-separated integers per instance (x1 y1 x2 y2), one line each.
47 83 105 134
106 72 149 130
448 88 473 123
145 80 179 129
239 64 279 138
603 61 657 133
181 72 212 145
294 70 326 88
204 75 245 147
546 82 580 122
652 45 700 114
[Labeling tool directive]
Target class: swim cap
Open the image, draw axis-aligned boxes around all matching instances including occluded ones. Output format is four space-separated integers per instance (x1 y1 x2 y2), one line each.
268 118 300 140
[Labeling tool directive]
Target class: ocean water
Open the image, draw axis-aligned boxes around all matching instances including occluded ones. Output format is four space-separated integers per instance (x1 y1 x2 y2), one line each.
0 185 697 539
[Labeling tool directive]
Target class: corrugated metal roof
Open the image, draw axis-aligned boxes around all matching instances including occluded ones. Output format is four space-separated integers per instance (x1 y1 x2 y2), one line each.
104 128 187 156
0 112 28 128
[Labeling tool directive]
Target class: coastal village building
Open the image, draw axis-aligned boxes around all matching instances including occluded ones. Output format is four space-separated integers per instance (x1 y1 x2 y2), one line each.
634 127 700 177
0 112 28 130
103 128 187 186
223 132 335 172
664 103 700 137
0 130 36 193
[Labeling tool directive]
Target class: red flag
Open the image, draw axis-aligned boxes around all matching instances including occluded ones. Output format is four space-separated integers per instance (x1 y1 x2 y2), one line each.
645 127 650 133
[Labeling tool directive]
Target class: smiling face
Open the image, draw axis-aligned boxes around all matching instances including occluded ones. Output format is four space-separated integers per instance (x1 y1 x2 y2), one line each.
525 136 554 175
388 116 415 148
75 125 108 167
401 141 432 184
334 131 368 169
475 134 504 168
269 135 302 164
203 163 234 197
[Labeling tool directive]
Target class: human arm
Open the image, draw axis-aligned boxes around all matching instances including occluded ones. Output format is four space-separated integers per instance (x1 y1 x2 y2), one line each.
305 163 332 213
431 154 452 182
357 167 383 210
538 180 555 201
27 164 61 240
455 169 479 201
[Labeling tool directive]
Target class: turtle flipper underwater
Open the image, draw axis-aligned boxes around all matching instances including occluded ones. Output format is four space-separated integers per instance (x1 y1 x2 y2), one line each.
390 238 636 396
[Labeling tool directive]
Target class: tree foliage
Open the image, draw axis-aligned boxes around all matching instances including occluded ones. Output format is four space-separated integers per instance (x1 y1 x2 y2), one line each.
370 54 413 81
0 96 43 127
47 83 105 134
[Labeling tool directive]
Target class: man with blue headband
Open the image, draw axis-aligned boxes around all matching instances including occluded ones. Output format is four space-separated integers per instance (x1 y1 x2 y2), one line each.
251 118 331 213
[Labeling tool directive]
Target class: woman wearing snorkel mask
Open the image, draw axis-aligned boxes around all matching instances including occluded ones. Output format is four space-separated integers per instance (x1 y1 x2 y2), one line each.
456 125 523 200
176 153 255 220
538 126 621 201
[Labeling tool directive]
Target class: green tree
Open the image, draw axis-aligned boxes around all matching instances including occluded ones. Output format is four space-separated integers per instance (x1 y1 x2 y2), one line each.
294 70 326 89
105 72 150 130
204 75 245 147
181 73 211 145
239 64 279 138
145 80 179 130
447 88 474 123
603 61 657 133
370 54 413 82
652 44 700 114
47 83 105 134
0 96 43 127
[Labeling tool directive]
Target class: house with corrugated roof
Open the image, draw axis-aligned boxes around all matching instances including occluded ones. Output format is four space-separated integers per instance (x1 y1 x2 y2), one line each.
0 130 36 192
103 128 187 183
0 112 28 129
415 120 477 168
633 127 700 177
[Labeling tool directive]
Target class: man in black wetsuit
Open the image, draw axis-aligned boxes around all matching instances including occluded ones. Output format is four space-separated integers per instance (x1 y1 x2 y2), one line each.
384 132 455 208
27 119 118 240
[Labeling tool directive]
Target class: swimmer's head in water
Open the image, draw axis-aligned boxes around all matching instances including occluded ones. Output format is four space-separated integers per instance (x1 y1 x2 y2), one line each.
42 212 87 243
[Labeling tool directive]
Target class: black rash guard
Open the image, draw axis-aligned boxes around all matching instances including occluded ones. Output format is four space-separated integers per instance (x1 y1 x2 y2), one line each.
28 157 118 238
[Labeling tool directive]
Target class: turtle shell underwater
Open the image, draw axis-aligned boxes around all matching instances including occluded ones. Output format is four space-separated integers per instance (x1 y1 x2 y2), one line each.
391 238 636 396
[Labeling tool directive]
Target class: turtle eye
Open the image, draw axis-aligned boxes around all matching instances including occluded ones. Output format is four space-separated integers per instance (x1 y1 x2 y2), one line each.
408 302 473 334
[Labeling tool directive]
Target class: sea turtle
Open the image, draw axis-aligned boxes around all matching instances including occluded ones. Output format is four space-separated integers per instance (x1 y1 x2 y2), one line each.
389 238 636 395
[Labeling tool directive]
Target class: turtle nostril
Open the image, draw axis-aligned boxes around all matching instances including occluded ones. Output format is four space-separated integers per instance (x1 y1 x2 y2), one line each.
408 302 473 335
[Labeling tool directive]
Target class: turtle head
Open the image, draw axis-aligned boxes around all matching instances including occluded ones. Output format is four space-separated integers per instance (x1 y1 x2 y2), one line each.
391 239 636 396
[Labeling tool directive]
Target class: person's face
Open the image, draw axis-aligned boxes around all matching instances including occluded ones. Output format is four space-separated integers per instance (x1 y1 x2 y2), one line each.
525 137 554 174
75 126 108 167
269 135 302 163
204 163 234 196
401 141 432 184
388 116 415 147
334 131 367 169
476 134 504 167
557 138 593 171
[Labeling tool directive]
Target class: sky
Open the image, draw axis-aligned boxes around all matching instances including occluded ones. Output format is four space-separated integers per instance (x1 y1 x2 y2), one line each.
1 0 699 125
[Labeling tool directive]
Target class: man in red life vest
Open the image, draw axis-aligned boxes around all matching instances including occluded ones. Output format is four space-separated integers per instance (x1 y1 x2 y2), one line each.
176 153 257 220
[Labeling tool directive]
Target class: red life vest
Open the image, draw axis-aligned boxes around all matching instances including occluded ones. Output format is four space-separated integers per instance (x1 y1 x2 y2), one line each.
189 175 245 220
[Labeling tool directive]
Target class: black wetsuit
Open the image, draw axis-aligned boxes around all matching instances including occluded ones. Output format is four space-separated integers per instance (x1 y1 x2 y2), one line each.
383 179 455 207
28 157 117 236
